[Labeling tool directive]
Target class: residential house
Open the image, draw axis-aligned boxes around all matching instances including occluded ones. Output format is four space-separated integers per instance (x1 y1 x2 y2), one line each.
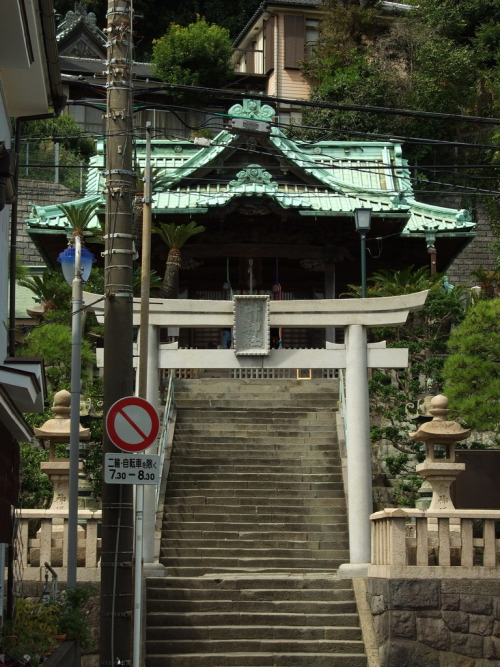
232 1 410 125
0 0 63 574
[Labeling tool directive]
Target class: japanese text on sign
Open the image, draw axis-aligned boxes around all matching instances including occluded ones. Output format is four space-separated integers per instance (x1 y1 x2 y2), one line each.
104 453 160 484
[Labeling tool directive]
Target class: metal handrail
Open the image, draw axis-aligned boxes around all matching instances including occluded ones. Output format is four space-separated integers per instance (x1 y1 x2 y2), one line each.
338 368 348 447
155 371 175 511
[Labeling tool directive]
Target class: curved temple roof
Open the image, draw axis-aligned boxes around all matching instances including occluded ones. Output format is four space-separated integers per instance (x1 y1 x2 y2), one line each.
26 99 475 246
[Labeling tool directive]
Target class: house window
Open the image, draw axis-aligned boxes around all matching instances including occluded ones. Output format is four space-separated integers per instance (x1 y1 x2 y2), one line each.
306 18 320 49
284 15 305 69
264 17 275 73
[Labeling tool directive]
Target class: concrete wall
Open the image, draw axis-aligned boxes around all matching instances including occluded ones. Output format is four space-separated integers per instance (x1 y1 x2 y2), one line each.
366 577 500 666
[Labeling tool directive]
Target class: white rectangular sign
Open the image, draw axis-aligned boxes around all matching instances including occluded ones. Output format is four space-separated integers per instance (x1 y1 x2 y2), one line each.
104 453 161 485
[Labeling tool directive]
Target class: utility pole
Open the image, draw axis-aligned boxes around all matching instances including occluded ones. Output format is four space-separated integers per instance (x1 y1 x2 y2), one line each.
101 1 135 664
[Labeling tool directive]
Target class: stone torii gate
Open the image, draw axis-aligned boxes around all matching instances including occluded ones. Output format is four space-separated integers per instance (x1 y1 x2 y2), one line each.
85 290 428 576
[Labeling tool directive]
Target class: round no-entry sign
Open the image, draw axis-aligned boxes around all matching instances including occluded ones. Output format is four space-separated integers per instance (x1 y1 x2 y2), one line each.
106 396 160 453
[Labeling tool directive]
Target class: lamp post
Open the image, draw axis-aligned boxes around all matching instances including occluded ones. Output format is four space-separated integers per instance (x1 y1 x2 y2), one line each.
354 207 372 298
58 235 95 589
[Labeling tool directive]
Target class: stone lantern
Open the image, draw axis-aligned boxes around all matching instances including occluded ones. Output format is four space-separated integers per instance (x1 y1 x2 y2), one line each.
34 389 90 512
410 394 470 511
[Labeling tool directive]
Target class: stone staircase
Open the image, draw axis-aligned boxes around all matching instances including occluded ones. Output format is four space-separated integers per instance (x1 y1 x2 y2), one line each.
145 379 367 666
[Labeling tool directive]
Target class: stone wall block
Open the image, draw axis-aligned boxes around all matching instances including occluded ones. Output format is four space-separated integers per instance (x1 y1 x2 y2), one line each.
450 631 484 658
493 599 500 621
468 613 494 637
442 579 500 597
382 639 440 667
442 593 460 611
483 636 500 660
391 610 416 639
416 616 449 651
373 610 390 645
391 579 439 610
460 594 492 616
442 610 469 633
439 652 475 667
493 620 500 637
370 593 386 614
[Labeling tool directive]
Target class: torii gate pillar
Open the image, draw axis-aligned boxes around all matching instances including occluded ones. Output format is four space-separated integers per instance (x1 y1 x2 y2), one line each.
339 325 372 578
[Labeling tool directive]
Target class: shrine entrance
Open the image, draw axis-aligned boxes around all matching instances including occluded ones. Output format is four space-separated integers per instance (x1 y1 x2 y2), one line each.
85 290 428 576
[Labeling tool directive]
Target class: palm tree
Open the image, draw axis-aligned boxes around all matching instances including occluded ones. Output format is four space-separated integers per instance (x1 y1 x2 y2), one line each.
153 221 205 298
58 200 101 237
470 266 500 300
343 266 441 298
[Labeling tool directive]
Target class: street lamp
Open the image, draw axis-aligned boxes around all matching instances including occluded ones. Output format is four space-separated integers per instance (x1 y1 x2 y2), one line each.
58 235 95 589
354 207 372 298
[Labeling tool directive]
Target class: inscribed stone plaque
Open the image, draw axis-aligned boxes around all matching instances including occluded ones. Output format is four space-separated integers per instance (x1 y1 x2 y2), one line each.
234 295 270 356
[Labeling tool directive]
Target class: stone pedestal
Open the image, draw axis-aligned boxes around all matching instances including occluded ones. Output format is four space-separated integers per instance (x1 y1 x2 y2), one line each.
415 461 465 511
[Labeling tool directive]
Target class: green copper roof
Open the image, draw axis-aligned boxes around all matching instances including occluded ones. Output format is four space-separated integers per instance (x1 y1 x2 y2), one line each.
25 99 475 240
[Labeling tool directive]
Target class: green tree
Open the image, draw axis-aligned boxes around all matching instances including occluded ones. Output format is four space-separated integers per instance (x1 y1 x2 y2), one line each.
443 298 500 432
301 0 500 168
152 17 234 95
153 221 205 298
18 323 96 394
18 442 53 508
343 267 467 505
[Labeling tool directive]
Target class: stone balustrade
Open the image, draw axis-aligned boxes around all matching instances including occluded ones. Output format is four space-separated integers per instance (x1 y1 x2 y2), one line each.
370 507 500 579
18 509 101 581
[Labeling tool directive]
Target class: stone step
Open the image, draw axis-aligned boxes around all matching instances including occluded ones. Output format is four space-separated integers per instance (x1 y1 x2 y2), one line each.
171 447 337 456
172 435 337 445
146 575 351 590
176 414 337 425
170 456 340 465
146 380 363 667
165 486 345 497
165 481 345 492
147 625 362 640
160 539 349 551
168 466 343 477
163 507 344 520
165 496 345 507
175 401 337 411
158 530 347 542
147 597 356 614
146 652 366 667
162 522 347 534
158 557 350 570
146 638 365 655
161 566 346 577
159 548 348 561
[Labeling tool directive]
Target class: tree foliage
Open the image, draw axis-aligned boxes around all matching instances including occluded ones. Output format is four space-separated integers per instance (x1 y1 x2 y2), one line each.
301 0 500 170
443 298 500 432
343 268 468 506
152 17 234 94
153 221 205 298
53 0 260 58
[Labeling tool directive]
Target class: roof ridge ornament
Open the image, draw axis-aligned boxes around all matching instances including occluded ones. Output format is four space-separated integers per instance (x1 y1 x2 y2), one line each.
229 164 278 190
228 98 276 122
